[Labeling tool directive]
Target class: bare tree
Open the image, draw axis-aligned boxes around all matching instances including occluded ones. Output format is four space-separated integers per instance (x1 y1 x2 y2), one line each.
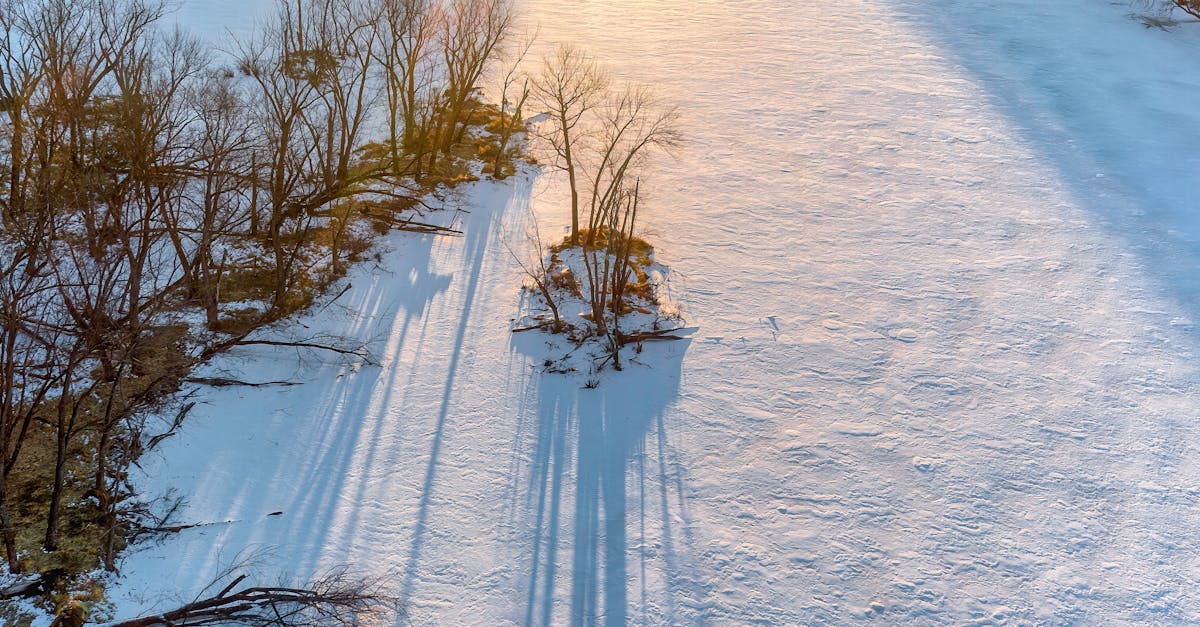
185 70 255 328
604 179 640 369
583 84 678 244
428 0 513 172
236 0 334 313
577 85 675 344
371 0 439 173
0 0 46 227
530 44 608 245
506 207 563 331
0 221 60 571
489 29 533 180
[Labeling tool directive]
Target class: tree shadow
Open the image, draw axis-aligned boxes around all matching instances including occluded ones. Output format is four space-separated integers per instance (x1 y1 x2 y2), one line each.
396 183 509 606
286 222 454 582
509 334 695 626
893 0 1200 322
113 210 461 614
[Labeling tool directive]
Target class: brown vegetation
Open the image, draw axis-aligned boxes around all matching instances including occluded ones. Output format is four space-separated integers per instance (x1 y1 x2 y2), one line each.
523 46 679 369
0 0 521 617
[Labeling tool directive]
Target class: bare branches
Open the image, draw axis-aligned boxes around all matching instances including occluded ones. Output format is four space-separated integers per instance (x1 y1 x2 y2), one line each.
110 569 390 627
522 45 679 369
505 206 563 331
1175 0 1200 18
530 44 609 244
0 0 516 600
437 0 514 153
490 28 534 179
584 85 679 242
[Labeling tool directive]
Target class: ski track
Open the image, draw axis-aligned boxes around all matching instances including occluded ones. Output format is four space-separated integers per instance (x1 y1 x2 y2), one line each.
111 0 1200 624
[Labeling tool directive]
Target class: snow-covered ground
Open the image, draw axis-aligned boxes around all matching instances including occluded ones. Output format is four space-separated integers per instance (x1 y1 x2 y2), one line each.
109 0 1200 623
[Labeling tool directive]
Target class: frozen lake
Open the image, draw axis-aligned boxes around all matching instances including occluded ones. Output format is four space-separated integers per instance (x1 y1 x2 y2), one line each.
112 0 1200 623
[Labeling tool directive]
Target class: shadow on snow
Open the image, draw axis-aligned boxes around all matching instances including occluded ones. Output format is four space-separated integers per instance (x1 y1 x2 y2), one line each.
508 328 695 626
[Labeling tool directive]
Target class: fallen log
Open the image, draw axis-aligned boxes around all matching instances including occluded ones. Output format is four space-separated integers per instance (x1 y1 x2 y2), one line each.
186 377 301 388
617 329 686 345
0 569 65 600
110 570 384 627
391 218 462 235
511 321 552 333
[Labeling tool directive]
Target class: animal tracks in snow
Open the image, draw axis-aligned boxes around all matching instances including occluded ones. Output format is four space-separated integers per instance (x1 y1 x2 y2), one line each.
801 317 924 345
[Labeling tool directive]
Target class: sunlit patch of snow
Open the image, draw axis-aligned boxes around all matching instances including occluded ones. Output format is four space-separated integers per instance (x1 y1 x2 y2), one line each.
103 0 1200 624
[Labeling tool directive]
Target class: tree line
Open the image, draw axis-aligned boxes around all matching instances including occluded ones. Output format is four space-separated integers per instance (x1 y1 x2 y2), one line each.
0 0 516 595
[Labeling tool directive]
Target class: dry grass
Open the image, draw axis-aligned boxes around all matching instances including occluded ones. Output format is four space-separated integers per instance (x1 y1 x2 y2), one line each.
550 227 653 258
549 228 658 306
0 91 525 624
550 265 584 298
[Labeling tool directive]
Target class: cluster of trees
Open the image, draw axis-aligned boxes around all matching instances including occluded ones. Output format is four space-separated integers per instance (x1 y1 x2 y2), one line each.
526 44 678 368
0 0 516 590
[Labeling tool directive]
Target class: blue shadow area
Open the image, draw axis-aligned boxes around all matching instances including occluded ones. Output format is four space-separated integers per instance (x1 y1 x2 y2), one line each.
893 0 1200 320
398 185 515 605
287 224 453 583
511 337 693 626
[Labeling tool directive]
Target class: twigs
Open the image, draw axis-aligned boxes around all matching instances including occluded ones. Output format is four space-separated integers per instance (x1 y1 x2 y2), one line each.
185 377 301 388
234 339 373 362
144 402 196 453
109 570 387 627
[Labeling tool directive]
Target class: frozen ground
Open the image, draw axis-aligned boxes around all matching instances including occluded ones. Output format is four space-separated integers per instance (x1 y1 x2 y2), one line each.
110 0 1200 623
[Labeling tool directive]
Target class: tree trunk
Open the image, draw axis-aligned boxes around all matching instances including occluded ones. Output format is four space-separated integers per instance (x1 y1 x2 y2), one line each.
44 415 67 551
560 111 580 244
0 476 19 572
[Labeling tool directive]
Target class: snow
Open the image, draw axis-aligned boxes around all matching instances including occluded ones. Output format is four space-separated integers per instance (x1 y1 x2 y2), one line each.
510 239 687 376
105 0 1200 623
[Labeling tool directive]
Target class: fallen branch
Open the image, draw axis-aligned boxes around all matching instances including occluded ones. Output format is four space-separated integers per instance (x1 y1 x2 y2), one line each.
144 402 196 452
512 321 553 333
137 518 237 534
313 282 354 315
110 569 388 627
234 339 373 362
199 334 374 364
391 218 462 235
617 329 686 345
186 377 301 388
0 569 66 600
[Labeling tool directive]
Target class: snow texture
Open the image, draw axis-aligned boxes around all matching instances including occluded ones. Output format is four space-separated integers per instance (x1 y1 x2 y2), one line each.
109 0 1200 624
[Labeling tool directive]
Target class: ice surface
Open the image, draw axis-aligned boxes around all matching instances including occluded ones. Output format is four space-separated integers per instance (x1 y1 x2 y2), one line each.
108 0 1200 623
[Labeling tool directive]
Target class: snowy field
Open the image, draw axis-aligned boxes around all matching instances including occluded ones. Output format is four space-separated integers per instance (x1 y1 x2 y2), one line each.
110 0 1200 623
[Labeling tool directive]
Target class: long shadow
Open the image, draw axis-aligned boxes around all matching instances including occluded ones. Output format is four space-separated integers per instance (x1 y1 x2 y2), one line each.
286 226 453 581
399 180 528 605
892 0 1200 321
119 178 538 616
123 213 457 605
511 335 693 626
